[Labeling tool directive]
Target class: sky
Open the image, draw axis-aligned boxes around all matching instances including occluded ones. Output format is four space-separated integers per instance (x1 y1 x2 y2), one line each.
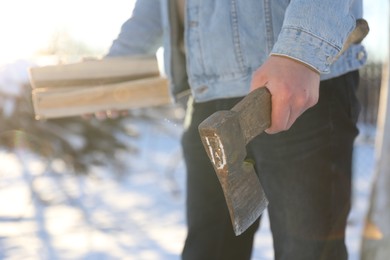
0 0 387 64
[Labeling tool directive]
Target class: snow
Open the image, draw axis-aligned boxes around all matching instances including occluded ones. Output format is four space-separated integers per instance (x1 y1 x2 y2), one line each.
0 118 187 260
0 117 376 260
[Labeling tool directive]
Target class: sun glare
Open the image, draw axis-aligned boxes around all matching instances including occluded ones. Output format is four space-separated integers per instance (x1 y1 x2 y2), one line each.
0 0 134 64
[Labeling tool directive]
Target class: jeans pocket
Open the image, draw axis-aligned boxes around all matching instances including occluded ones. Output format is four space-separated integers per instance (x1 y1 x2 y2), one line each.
339 70 361 125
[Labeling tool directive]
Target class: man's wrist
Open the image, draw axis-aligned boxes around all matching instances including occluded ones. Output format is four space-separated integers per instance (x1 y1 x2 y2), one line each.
270 53 321 75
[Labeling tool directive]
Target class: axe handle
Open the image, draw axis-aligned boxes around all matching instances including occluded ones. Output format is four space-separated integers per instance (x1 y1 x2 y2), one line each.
336 18 369 60
231 87 271 144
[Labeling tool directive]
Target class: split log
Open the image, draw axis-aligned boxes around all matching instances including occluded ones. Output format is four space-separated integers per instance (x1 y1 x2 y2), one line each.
28 56 171 119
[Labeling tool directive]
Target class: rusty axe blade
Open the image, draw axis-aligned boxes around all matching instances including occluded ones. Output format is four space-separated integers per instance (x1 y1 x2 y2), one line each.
198 19 369 236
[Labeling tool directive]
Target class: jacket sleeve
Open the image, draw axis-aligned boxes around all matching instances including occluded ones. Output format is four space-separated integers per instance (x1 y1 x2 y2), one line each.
270 0 356 74
106 0 163 57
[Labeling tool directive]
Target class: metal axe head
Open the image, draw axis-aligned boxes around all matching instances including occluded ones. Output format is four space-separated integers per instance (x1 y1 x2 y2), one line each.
198 88 271 236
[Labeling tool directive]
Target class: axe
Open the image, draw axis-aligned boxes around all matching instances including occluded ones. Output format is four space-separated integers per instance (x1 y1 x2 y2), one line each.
198 19 369 236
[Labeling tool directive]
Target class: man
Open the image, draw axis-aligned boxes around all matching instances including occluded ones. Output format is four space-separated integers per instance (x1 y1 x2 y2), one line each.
107 0 367 259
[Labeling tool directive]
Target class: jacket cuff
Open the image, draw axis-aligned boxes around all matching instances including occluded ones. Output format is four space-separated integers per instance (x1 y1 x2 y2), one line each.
271 27 341 74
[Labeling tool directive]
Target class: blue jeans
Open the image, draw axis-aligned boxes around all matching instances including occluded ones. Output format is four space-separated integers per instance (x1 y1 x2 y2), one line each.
181 71 360 260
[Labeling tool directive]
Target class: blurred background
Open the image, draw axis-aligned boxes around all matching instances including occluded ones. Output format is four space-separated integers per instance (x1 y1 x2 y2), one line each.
0 1 388 259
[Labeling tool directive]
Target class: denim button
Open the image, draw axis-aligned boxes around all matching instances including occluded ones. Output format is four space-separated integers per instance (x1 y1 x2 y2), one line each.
357 51 365 61
326 56 333 64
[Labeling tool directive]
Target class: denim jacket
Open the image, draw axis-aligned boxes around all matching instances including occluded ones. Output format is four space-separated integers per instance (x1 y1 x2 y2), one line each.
108 0 367 102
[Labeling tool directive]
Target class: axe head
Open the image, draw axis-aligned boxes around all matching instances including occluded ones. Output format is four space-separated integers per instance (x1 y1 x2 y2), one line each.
198 88 271 235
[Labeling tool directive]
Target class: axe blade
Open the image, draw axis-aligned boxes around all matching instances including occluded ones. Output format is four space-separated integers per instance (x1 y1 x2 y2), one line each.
198 88 271 235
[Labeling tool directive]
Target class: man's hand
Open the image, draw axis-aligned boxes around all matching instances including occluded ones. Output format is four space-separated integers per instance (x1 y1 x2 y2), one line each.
250 55 320 134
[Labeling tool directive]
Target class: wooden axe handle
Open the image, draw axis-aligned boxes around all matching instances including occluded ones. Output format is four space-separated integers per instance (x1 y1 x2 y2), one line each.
231 87 271 144
336 18 369 60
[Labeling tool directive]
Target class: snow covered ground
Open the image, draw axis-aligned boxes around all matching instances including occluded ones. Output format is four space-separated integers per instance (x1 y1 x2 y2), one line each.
0 115 377 260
